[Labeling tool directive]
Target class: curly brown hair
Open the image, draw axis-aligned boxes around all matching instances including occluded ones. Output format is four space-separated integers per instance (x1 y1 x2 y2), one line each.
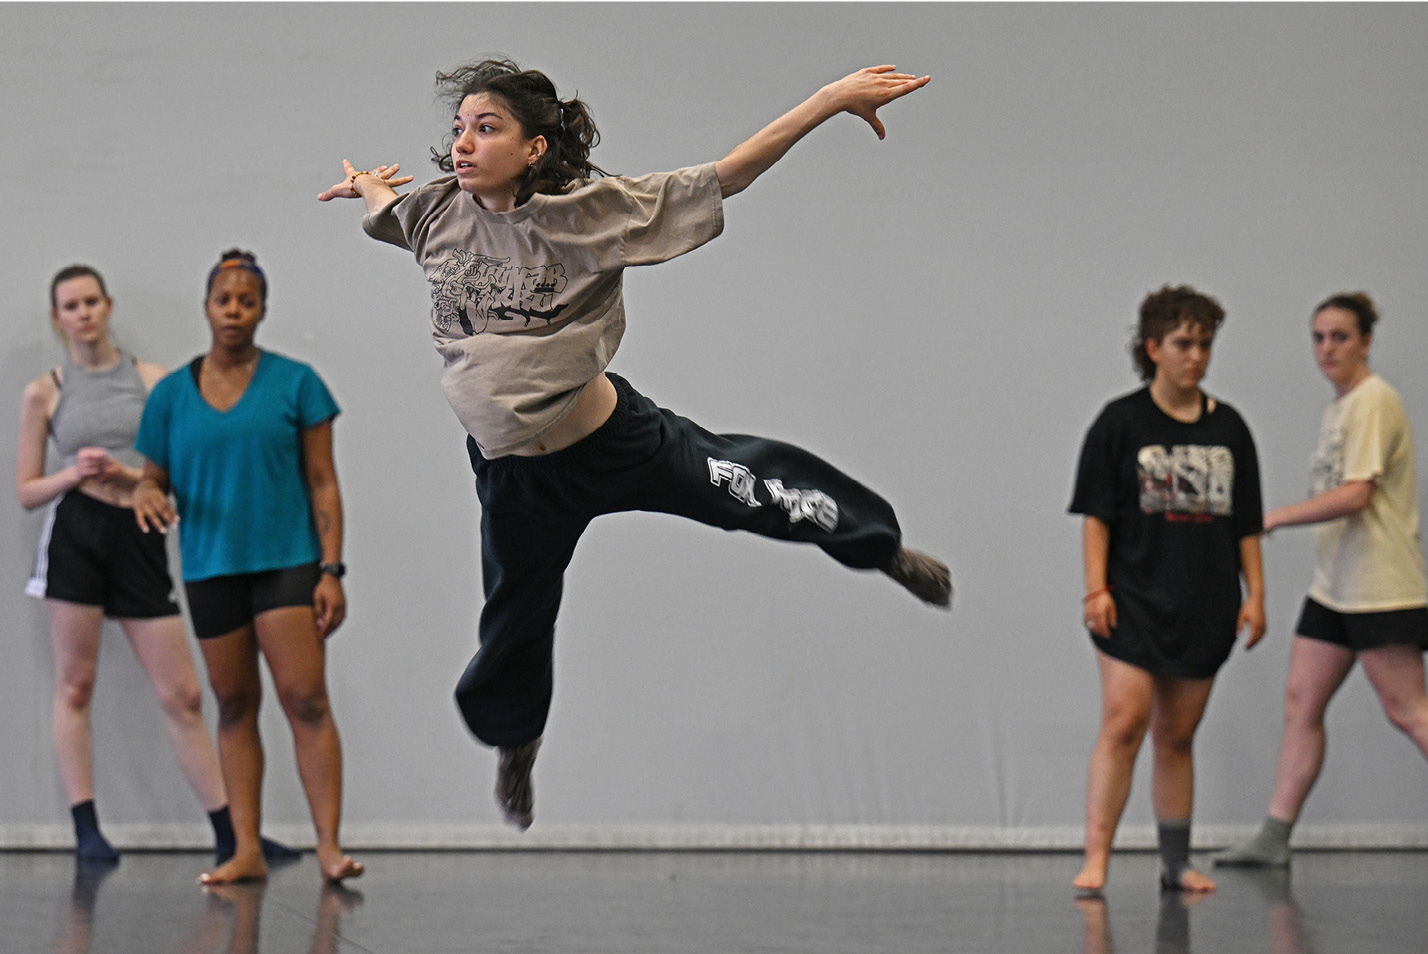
431 58 608 207
1131 284 1225 382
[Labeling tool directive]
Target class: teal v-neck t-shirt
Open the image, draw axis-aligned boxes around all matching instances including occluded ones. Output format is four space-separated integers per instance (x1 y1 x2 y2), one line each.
136 350 339 582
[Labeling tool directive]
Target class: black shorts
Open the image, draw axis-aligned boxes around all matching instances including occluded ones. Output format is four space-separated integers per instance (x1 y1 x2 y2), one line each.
26 491 180 619
1296 596 1428 652
184 563 320 639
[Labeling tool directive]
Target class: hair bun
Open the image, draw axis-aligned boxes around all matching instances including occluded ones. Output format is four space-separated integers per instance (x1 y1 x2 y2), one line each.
217 247 258 266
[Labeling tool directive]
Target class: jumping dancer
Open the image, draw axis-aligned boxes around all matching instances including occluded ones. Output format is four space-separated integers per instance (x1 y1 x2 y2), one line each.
319 60 949 828
1069 285 1265 894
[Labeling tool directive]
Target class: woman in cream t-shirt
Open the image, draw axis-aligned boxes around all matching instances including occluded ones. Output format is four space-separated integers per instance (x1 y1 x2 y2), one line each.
1216 292 1428 868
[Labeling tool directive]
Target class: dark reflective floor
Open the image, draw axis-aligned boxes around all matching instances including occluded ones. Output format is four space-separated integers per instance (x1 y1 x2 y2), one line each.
0 849 1423 953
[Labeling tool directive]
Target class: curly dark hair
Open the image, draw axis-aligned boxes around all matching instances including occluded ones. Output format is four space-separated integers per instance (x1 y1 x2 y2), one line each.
1314 291 1377 337
1131 284 1225 382
50 264 108 310
431 57 607 206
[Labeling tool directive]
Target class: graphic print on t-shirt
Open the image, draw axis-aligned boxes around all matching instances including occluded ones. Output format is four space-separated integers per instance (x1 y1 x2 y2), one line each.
1308 425 1344 497
1137 444 1234 518
428 249 568 336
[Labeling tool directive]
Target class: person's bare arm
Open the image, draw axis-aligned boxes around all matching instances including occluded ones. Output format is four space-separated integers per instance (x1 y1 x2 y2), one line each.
714 65 930 198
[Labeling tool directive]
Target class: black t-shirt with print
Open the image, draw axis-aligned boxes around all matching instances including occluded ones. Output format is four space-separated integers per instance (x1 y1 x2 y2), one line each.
1070 387 1263 678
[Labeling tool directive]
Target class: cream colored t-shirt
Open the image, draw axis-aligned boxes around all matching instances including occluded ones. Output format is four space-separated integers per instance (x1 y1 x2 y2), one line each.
1308 373 1428 611
363 164 724 457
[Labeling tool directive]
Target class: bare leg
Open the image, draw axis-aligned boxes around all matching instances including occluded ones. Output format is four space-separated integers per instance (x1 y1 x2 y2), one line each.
121 615 227 811
197 625 268 884
1358 644 1428 757
1266 637 1355 822
1214 636 1355 867
47 601 105 807
46 600 121 861
1149 675 1216 892
1076 653 1153 893
256 606 361 883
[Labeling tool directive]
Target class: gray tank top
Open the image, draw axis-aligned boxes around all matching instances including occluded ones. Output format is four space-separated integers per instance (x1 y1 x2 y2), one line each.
48 351 148 470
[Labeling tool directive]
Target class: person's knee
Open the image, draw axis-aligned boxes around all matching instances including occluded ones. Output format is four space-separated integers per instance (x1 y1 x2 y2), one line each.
1150 723 1196 757
1100 708 1150 748
212 685 261 729
157 680 205 723
57 669 98 711
280 685 331 728
1378 691 1428 735
1281 679 1327 729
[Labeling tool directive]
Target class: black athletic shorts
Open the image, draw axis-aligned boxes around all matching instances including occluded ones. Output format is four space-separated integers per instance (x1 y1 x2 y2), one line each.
184 563 320 639
27 491 180 618
1296 596 1428 653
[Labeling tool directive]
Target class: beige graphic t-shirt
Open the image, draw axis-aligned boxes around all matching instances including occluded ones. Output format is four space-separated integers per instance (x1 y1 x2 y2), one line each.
1308 374 1428 611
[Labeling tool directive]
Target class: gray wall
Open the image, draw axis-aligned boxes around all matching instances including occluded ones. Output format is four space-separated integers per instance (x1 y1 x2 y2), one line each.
3 2 1426 849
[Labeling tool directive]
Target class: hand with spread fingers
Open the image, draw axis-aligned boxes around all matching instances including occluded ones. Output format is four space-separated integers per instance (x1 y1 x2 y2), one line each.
317 160 413 202
822 65 931 140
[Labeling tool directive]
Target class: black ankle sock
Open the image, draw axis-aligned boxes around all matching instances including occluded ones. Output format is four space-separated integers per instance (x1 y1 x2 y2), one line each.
1157 819 1192 888
210 806 301 863
209 806 236 858
71 800 119 863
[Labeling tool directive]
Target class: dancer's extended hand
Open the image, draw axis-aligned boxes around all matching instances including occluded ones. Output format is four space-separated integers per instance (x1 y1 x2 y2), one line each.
317 160 413 201
823 65 931 140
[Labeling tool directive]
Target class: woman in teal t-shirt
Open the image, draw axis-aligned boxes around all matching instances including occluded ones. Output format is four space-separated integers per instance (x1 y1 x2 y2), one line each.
134 249 361 886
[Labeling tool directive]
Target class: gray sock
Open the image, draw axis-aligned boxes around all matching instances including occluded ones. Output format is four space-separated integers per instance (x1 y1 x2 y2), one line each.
1213 815 1293 867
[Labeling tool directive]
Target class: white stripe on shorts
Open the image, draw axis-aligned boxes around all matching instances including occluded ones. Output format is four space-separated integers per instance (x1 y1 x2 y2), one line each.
25 497 60 599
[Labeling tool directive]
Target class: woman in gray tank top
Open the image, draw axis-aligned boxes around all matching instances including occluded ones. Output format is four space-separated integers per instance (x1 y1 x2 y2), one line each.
16 265 293 865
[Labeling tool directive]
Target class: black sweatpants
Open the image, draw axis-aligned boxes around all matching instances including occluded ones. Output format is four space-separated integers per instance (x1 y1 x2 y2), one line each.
456 373 903 747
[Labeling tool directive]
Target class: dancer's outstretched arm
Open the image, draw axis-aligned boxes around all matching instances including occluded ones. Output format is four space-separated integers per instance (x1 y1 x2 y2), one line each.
317 163 413 210
715 65 930 198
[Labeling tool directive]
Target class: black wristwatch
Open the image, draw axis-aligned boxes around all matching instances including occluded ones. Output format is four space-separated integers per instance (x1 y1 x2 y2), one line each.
319 562 347 579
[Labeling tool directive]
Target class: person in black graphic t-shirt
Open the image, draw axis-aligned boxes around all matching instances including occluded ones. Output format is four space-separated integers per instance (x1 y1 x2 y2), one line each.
1069 285 1265 896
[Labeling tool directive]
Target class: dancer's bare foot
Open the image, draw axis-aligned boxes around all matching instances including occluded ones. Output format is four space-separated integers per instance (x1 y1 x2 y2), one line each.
1073 860 1107 896
317 846 364 884
197 853 267 885
1163 866 1216 893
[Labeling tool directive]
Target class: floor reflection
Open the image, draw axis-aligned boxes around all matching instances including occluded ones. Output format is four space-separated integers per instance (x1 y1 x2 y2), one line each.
44 857 361 954
1076 869 1311 954
7 849 1424 954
